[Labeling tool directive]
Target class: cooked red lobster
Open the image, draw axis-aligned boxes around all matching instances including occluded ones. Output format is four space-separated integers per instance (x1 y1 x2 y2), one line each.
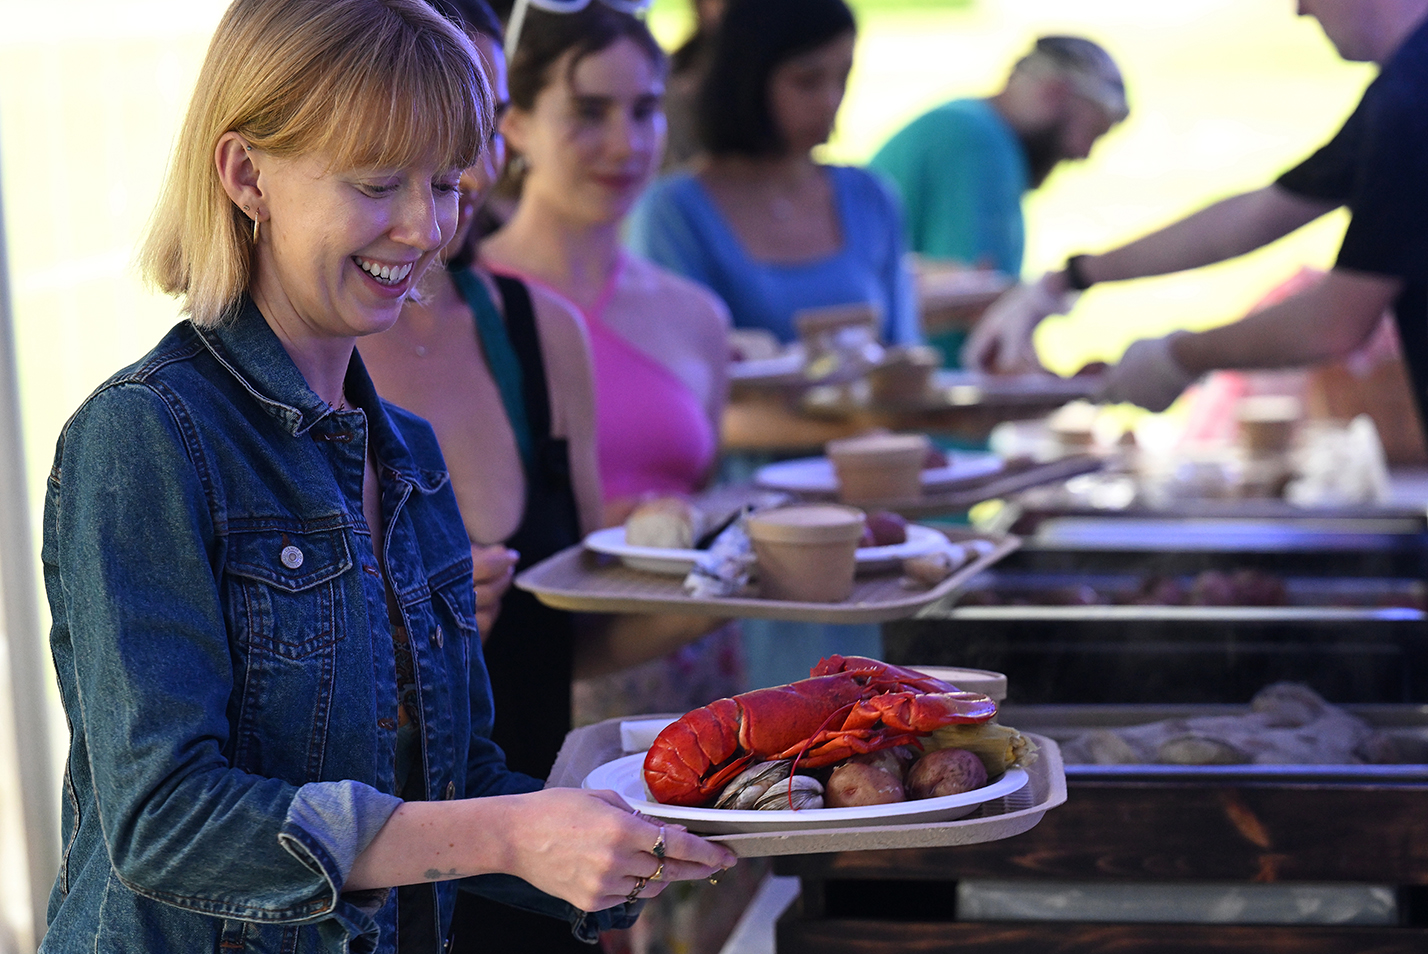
642 655 997 807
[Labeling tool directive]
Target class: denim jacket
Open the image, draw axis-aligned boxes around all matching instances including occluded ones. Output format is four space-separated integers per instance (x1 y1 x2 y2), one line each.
40 302 631 952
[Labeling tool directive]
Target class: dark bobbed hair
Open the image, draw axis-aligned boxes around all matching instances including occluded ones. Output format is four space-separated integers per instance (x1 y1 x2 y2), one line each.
698 0 855 158
506 4 666 113
429 0 504 42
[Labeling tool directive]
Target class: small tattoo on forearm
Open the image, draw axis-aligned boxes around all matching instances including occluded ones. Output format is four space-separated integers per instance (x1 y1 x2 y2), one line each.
425 868 463 880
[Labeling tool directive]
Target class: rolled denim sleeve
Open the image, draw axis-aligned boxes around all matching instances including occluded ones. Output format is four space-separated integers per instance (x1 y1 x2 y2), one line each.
281 781 403 893
52 383 369 924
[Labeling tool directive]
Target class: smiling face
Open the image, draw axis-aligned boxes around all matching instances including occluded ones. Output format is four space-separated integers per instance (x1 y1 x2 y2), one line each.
249 148 462 344
767 31 856 157
504 36 665 227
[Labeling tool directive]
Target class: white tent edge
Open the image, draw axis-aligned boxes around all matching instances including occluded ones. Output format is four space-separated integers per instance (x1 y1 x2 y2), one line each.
0 125 58 952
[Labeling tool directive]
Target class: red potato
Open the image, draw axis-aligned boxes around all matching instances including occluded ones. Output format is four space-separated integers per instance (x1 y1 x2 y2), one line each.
906 748 987 800
850 747 912 779
825 761 906 808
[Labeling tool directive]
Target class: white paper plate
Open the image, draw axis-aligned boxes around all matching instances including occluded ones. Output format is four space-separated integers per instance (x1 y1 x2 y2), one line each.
754 453 1004 496
584 524 947 576
583 752 1029 834
728 349 805 382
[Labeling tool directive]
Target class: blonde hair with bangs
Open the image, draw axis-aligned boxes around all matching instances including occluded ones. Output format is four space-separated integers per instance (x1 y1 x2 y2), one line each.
142 0 492 327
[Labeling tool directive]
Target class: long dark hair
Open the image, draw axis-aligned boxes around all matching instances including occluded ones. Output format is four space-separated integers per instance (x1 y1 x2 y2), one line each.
698 0 855 158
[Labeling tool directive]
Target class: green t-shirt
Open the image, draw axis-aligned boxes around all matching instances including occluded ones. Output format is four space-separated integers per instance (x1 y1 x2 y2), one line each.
869 97 1028 276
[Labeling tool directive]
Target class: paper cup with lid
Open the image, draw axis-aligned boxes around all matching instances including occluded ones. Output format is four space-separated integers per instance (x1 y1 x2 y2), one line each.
826 432 931 504
745 504 867 602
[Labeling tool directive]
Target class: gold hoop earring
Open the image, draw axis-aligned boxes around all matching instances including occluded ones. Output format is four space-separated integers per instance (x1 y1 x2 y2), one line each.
252 217 260 244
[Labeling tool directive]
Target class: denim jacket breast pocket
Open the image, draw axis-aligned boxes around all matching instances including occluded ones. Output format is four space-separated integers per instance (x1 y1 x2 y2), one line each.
225 525 353 660
223 524 355 780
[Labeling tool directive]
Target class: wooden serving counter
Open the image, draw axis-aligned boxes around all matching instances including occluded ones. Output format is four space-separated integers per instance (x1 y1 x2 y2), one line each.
771 704 1428 953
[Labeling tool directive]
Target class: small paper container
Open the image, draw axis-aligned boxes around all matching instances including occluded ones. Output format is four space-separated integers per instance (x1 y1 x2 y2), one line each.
1237 396 1301 455
827 433 931 503
868 347 941 403
745 504 867 602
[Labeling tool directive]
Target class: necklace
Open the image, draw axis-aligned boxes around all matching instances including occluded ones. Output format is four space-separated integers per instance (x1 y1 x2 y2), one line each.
328 391 349 414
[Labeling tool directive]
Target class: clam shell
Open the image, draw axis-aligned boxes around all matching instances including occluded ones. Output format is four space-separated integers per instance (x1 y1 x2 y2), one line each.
752 774 825 811
714 760 792 810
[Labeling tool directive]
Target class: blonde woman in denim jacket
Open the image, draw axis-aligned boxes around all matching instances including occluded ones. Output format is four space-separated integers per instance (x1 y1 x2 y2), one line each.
38 2 734 951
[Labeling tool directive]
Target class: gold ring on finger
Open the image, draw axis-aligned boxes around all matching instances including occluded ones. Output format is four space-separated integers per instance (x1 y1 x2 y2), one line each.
651 825 667 860
625 875 649 905
648 860 665 882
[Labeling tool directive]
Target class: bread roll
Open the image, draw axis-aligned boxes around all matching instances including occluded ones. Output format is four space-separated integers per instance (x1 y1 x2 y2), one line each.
624 497 700 549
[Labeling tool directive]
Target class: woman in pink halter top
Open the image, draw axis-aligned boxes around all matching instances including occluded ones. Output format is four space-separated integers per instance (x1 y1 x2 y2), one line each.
481 6 743 731
494 252 719 509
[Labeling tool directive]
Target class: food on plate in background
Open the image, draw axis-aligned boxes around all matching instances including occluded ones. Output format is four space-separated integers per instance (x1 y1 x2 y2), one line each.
642 655 1000 807
744 504 867 602
861 509 909 547
624 496 705 549
901 543 972 588
826 431 932 503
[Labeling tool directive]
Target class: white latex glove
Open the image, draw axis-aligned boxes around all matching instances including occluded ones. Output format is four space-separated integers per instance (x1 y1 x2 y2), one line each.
1096 332 1198 412
961 273 1078 374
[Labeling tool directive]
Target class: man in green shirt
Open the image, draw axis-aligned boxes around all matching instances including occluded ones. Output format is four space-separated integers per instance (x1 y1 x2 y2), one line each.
870 36 1129 278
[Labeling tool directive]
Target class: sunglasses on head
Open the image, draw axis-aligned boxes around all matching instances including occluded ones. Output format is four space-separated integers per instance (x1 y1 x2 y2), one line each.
506 0 653 60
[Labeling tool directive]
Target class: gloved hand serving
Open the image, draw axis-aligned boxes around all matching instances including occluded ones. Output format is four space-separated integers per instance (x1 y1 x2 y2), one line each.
1096 332 1199 412
961 273 1078 374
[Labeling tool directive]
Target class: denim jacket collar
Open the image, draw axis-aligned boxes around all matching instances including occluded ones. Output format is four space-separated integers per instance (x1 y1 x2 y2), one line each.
194 296 447 497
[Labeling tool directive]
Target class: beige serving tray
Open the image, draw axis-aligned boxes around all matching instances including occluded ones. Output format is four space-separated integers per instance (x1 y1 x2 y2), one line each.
546 716 1064 859
515 530 1019 624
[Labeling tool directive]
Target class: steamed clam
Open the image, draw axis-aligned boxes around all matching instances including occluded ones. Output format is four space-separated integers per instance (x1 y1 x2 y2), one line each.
752 774 824 811
713 760 792 810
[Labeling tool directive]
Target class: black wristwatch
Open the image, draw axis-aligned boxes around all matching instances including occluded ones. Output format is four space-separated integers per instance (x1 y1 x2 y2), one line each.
1064 254 1095 292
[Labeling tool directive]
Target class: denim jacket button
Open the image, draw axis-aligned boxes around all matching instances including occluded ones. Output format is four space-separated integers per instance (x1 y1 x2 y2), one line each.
280 545 304 569
377 717 397 730
434 624 444 648
444 781 455 800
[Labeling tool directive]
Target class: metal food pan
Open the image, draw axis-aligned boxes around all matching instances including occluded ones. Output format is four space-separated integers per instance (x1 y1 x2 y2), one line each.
885 572 1428 705
996 516 1428 577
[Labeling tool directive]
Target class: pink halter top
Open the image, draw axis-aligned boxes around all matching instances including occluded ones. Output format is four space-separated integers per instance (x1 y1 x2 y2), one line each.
487 256 717 503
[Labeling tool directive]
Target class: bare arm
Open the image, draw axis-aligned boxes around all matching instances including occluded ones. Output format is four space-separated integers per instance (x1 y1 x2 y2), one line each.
1063 185 1339 292
346 788 736 908
1173 267 1401 374
964 186 1341 373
